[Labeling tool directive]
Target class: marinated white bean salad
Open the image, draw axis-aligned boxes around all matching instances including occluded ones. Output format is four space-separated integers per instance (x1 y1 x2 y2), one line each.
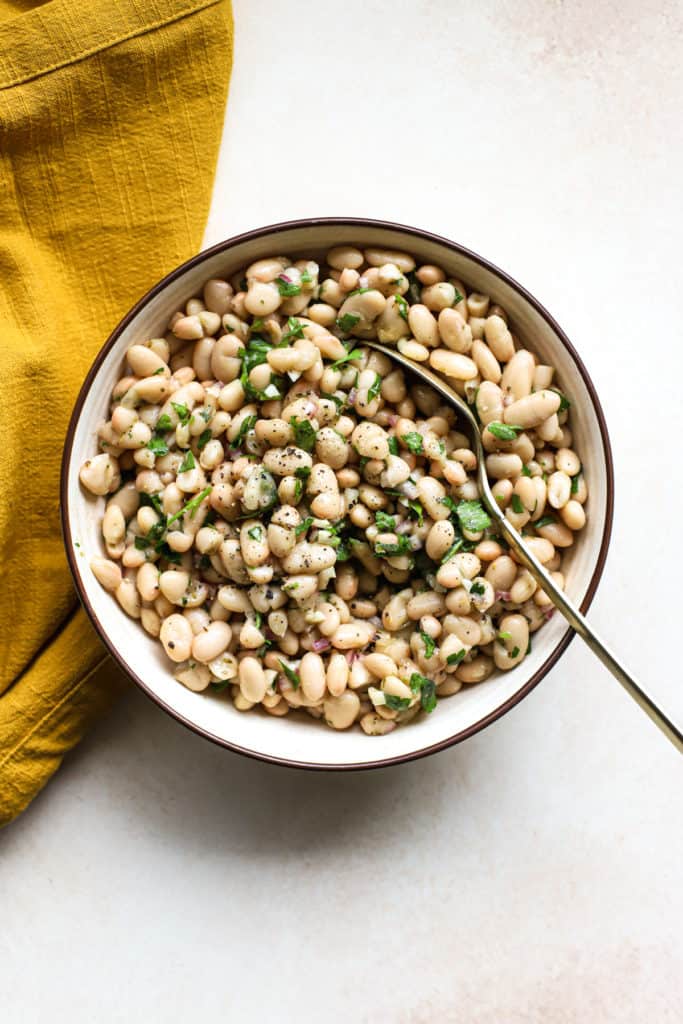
80 244 588 735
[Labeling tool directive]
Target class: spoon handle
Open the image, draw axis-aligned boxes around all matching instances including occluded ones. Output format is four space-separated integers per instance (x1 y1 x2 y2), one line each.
495 514 683 754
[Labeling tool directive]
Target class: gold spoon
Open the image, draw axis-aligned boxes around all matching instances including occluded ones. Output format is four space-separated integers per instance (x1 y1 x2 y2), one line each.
366 341 683 754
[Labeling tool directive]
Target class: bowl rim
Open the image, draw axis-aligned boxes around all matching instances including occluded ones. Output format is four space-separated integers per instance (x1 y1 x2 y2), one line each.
61 216 615 770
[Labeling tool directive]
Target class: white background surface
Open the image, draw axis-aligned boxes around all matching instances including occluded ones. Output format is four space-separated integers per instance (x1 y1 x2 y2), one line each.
3 1 683 1020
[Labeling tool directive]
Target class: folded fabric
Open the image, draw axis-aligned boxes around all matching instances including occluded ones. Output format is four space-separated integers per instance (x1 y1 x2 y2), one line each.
0 0 233 826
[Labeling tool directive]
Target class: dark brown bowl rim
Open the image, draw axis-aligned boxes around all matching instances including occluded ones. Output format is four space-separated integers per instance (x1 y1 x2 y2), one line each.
61 216 615 771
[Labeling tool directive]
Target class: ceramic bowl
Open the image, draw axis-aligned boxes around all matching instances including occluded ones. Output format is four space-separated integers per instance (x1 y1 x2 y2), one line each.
61 218 614 769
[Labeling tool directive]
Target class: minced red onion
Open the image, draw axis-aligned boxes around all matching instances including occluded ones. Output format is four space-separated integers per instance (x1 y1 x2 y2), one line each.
400 480 419 500
396 520 412 535
278 272 291 283
348 388 358 404
312 637 331 653
495 590 511 602
387 414 398 427
544 608 556 621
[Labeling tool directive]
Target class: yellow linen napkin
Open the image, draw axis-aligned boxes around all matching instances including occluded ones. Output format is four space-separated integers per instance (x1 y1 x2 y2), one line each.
0 0 233 826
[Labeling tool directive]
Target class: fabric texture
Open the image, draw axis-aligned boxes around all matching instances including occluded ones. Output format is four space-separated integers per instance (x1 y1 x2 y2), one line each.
0 0 233 826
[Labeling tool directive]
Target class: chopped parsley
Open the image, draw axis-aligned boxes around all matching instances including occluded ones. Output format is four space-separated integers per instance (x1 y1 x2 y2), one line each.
469 581 485 596
521 465 532 477
407 500 424 526
147 434 169 457
551 388 571 412
336 312 361 334
446 649 466 665
534 515 556 529
419 632 436 659
455 500 491 533
300 269 312 284
329 348 362 370
276 274 302 297
498 631 512 641
409 672 437 713
295 517 313 536
487 421 523 441
178 450 195 473
401 431 424 455
374 536 412 557
139 492 163 514
290 416 317 452
293 464 311 502
384 694 411 710
511 494 525 515
374 511 396 532
156 413 173 432
387 435 399 456
172 402 191 426
247 526 263 542
282 317 306 343
278 659 300 689
231 414 257 448
152 366 165 375
571 469 582 495
197 429 212 450
367 374 382 402
394 294 409 322
510 646 521 659
440 540 464 564
452 287 464 305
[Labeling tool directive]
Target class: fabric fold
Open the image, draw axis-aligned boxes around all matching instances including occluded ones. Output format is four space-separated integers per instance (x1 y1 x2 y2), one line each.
0 0 233 826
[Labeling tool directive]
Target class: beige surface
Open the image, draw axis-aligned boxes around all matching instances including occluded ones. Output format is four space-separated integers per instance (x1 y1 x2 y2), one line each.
2 1 683 1020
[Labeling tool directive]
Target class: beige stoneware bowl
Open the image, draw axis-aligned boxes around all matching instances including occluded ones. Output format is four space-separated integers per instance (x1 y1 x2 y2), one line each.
61 218 614 769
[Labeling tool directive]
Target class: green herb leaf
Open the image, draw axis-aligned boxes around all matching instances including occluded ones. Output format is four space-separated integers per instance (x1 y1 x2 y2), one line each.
166 485 212 529
487 421 523 441
147 435 169 457
156 413 173 432
231 414 257 448
211 679 232 693
301 270 312 284
374 511 396 532
570 469 582 495
178 450 195 473
455 500 491 533
401 432 423 455
407 500 424 526
511 494 525 514
551 388 571 412
469 581 485 596
374 536 412 557
497 632 512 641
278 659 300 689
409 673 438 713
293 464 311 502
406 272 421 304
172 402 191 426
452 287 464 305
440 540 464 564
387 435 399 456
510 646 520 658
534 515 557 529
282 317 306 343
197 429 212 450
329 347 362 370
152 366 165 375
446 649 466 665
290 416 317 452
276 274 302 297
295 517 313 537
336 312 361 334
134 535 150 550
384 694 411 710
419 632 436 659
139 492 163 514
367 374 382 402
394 294 409 322
247 526 262 541
521 465 532 477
